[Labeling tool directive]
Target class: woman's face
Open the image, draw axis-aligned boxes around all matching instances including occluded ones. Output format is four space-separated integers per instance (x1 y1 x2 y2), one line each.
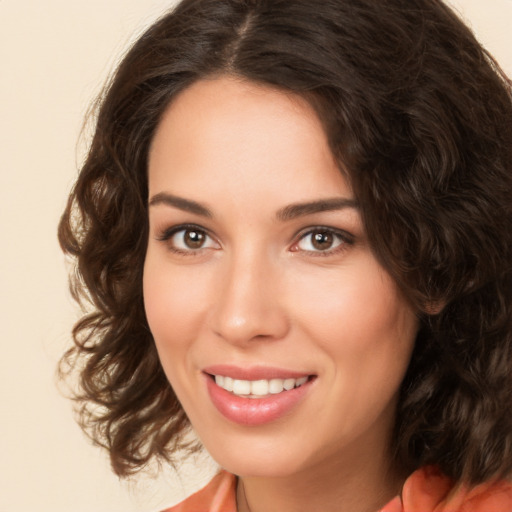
144 76 418 478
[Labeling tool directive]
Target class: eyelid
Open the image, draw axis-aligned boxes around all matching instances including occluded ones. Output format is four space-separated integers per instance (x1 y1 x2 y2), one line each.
156 223 220 252
289 226 354 255
155 223 353 256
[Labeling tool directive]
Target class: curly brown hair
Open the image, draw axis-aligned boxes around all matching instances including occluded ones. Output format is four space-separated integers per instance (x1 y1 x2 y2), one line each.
59 0 512 482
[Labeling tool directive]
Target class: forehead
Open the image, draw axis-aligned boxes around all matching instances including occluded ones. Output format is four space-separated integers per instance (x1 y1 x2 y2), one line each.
148 75 351 206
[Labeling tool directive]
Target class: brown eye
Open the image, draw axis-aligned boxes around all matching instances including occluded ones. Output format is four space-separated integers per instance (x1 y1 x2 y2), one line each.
183 229 206 249
164 226 220 252
294 228 349 254
311 231 334 250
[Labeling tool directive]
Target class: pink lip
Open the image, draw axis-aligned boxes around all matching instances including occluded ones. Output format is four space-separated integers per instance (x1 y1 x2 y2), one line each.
203 364 310 380
203 367 315 426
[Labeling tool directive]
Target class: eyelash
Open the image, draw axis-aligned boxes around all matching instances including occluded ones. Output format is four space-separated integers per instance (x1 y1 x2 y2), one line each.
291 226 354 257
156 224 354 257
156 223 218 256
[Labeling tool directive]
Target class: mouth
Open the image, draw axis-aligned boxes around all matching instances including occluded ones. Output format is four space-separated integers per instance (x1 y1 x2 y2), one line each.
202 366 317 426
208 374 312 399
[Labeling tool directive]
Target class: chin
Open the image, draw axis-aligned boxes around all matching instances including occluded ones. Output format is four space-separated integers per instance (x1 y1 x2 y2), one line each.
198 430 321 478
217 454 308 479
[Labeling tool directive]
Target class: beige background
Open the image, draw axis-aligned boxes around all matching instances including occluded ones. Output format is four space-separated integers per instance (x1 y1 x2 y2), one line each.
1 1 511 511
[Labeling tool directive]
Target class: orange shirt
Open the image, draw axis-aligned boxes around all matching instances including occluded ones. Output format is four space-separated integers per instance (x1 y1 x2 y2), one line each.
163 466 512 512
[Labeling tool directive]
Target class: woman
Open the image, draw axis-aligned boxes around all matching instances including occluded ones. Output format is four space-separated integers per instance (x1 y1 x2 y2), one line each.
59 0 512 510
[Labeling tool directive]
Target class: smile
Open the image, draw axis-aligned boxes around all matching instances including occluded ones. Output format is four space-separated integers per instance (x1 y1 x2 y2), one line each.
213 375 309 398
203 367 316 426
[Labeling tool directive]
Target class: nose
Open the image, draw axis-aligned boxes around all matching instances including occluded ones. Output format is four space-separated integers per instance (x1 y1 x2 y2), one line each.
208 250 290 346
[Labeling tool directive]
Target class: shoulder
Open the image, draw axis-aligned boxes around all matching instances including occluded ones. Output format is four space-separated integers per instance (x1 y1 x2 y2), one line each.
161 466 512 512
396 465 512 512
161 470 237 512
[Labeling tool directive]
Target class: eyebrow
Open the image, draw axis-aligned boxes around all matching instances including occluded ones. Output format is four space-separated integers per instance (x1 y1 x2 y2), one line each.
148 192 358 221
276 197 359 221
148 192 213 218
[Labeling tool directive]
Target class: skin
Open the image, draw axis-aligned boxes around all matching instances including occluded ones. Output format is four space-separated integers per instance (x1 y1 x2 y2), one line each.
144 76 419 512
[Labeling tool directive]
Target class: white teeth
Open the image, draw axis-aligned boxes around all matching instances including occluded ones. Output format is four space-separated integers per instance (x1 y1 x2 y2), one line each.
296 376 308 386
213 375 309 398
251 379 269 396
283 378 295 391
269 379 284 394
224 376 234 392
232 379 251 395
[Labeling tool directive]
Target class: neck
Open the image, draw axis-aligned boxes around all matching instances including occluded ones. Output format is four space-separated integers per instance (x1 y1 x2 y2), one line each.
236 431 405 512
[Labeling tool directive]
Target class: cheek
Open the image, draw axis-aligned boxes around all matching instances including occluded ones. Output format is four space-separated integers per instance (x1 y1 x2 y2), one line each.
290 256 417 374
142 251 211 359
292 263 417 433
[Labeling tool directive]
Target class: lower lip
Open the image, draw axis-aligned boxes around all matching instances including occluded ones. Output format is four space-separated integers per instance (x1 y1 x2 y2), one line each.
205 375 314 426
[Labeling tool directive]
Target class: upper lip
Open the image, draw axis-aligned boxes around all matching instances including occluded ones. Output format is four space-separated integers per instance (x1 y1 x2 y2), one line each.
203 364 313 381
